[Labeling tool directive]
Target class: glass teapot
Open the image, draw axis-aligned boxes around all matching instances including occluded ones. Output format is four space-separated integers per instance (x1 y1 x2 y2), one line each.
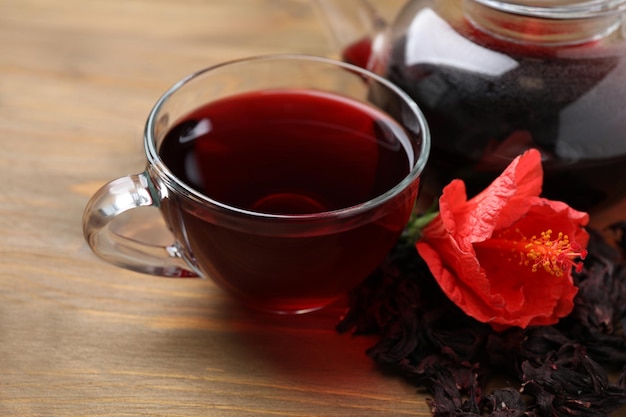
317 0 626 213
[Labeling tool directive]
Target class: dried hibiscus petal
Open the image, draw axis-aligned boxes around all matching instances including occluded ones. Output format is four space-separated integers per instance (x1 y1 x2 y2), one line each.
338 220 626 417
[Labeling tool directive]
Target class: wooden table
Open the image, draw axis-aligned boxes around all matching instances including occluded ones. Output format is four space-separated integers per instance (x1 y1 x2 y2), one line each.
2 1 626 416
0 0 432 416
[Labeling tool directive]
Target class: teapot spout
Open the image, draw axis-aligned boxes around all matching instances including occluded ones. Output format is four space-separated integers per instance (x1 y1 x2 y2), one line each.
315 0 387 69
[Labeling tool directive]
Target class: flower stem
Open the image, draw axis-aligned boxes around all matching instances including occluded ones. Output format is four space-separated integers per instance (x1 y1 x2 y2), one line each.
402 202 439 244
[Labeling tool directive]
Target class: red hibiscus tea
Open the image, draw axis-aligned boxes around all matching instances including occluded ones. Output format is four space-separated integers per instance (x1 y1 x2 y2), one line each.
83 56 429 314
157 88 420 313
384 37 626 213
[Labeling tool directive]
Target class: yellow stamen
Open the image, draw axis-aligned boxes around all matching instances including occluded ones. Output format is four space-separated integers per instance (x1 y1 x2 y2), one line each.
477 229 587 276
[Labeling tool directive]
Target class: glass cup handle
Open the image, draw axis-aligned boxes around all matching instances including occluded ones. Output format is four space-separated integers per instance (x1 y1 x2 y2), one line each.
82 172 199 278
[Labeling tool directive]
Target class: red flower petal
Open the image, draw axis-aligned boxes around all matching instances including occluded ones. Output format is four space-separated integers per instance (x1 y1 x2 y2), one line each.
416 149 589 330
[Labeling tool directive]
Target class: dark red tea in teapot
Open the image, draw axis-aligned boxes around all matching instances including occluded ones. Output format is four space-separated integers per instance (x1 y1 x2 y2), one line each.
340 1 626 212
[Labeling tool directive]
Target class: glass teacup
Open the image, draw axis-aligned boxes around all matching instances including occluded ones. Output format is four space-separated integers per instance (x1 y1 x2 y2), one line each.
82 55 430 313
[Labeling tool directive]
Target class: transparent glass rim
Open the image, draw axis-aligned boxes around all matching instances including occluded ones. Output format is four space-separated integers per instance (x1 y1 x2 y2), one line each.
144 54 431 222
472 0 626 18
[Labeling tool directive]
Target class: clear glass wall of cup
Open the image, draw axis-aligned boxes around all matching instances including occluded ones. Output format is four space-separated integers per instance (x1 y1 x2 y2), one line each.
82 55 430 314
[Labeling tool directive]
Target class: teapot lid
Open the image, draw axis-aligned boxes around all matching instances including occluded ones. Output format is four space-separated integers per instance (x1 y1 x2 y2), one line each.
467 0 626 44
473 0 626 18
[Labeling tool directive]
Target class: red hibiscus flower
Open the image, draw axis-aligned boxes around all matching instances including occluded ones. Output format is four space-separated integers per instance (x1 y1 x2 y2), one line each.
416 149 589 330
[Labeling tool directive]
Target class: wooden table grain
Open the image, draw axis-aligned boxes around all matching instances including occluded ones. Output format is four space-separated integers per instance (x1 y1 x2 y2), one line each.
0 0 432 416
2 1 626 416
